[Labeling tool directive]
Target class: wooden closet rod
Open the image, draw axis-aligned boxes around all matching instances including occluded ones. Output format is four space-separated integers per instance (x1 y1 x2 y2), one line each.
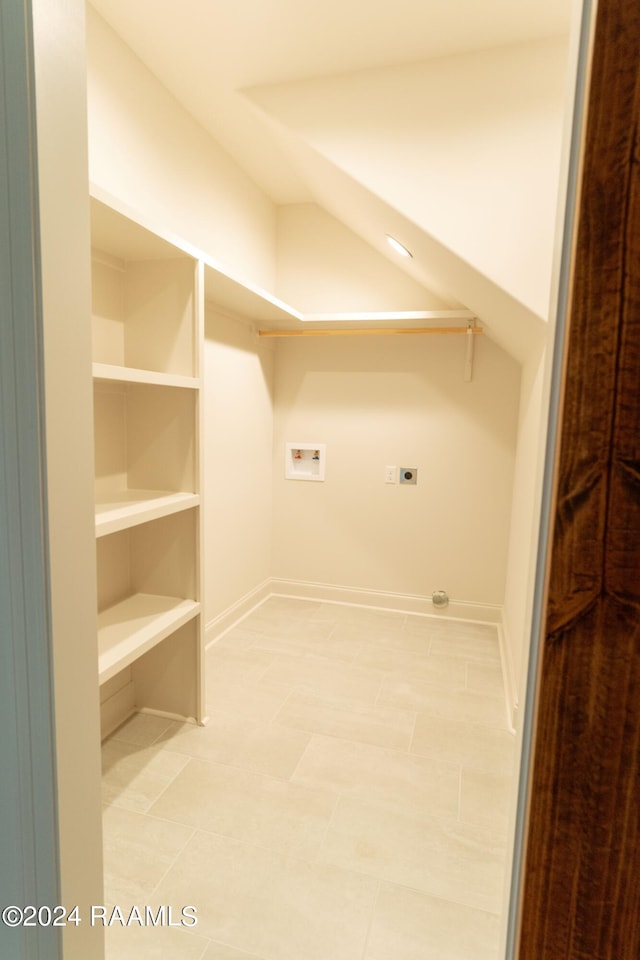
258 326 483 338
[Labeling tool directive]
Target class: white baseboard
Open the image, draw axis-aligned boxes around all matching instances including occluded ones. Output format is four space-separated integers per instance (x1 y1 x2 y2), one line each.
100 680 136 740
205 578 272 648
268 577 502 625
498 611 518 733
99 685 206 739
138 706 204 727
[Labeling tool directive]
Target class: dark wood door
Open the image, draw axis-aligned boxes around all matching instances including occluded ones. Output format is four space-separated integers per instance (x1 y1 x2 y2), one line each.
518 0 640 956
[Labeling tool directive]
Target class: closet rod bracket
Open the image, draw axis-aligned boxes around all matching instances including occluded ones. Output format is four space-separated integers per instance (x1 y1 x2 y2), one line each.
464 323 476 382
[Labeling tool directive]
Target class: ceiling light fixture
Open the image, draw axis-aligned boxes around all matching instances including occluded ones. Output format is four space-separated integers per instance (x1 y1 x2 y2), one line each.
385 235 413 258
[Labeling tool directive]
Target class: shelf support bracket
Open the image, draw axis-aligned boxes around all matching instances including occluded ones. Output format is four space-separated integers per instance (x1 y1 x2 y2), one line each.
464 324 475 382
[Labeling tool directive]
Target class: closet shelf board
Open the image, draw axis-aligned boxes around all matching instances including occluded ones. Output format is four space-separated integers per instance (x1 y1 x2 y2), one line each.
93 363 199 390
98 593 200 684
95 490 200 537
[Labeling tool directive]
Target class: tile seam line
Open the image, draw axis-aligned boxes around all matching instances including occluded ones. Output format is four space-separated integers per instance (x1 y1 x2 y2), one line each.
288 729 463 774
149 823 390 880
316 848 506 918
359 879 383 960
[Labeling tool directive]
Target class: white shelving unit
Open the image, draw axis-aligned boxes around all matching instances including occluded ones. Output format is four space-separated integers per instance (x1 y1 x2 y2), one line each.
88 184 455 738
90 194 204 735
98 594 199 684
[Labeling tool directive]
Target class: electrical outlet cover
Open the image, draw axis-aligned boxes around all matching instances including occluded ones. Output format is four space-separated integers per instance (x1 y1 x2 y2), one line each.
399 467 417 484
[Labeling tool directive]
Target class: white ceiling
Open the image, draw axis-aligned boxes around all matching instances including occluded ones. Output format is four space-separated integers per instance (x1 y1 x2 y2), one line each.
87 0 574 359
88 0 571 204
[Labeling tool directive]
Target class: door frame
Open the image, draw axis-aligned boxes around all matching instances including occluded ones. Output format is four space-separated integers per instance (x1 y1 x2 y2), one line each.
0 0 61 956
505 0 598 953
8 0 638 957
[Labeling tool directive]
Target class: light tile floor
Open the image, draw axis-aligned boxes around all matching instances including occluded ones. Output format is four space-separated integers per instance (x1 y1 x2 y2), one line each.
101 597 516 960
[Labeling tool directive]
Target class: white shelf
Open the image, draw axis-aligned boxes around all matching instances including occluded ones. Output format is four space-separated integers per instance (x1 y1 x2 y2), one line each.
98 593 200 684
93 363 199 390
90 185 471 332
203 261 302 325
95 490 199 537
90 185 302 326
302 310 476 323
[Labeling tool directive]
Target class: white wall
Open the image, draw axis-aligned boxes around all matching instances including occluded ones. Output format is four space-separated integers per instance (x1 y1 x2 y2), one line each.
34 0 104 955
86 6 277 291
499 0 587 725
272 333 520 605
276 203 451 312
203 308 275 626
247 36 569 320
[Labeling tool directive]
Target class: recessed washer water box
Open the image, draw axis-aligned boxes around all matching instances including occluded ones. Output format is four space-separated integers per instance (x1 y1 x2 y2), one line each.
285 443 326 481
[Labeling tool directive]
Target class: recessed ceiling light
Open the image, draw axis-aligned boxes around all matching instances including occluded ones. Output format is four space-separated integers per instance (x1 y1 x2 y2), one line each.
385 235 413 258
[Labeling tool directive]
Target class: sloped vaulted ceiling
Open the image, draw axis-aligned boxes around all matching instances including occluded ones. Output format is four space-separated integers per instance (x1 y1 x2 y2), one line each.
88 0 573 363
